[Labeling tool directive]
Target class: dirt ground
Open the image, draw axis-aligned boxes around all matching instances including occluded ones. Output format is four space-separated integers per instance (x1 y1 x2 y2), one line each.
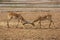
0 8 60 40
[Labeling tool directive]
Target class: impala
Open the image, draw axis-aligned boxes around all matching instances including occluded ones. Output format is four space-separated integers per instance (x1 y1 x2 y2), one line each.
33 14 55 28
7 12 35 28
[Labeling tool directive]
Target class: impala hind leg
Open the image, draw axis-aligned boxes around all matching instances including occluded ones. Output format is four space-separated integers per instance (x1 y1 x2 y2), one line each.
7 17 13 28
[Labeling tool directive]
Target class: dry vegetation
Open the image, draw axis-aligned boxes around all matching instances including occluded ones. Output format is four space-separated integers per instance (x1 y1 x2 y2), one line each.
0 11 60 40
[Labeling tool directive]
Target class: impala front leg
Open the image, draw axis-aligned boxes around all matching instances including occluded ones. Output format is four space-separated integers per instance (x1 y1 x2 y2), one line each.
49 20 52 28
39 20 41 28
16 19 20 28
52 20 55 28
49 20 55 29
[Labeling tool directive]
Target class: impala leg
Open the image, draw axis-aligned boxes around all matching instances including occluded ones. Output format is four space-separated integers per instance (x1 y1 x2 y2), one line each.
51 20 55 28
39 20 41 28
49 19 55 29
16 19 20 28
7 17 12 28
7 20 9 28
49 20 52 28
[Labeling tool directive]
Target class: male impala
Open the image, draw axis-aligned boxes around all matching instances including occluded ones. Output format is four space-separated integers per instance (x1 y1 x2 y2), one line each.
7 11 35 28
33 14 55 28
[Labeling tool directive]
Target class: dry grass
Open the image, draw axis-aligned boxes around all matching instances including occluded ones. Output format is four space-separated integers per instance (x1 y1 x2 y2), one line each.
0 12 60 40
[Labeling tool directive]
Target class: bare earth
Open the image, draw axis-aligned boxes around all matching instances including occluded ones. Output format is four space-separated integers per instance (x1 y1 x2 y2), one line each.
0 8 60 40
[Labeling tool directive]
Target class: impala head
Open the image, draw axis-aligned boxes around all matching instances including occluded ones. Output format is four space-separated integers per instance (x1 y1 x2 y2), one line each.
8 11 21 19
46 14 52 19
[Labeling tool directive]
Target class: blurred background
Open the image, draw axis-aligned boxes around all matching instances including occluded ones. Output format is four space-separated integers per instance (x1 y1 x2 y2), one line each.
0 0 60 2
